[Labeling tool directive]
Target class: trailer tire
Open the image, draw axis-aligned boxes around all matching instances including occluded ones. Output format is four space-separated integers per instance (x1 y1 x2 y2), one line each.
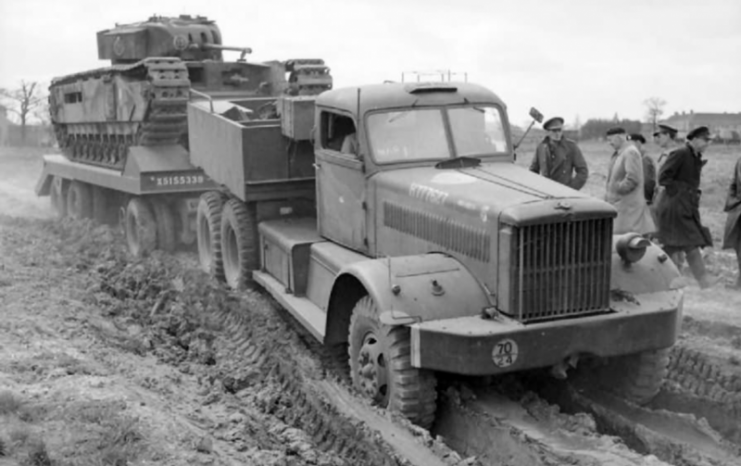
197 192 227 281
151 198 177 252
66 180 93 220
599 348 670 404
348 296 437 429
50 177 67 219
124 197 157 258
220 198 258 290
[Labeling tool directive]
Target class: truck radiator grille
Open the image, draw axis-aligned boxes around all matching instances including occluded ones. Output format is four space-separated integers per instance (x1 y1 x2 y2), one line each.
504 218 612 322
384 202 490 262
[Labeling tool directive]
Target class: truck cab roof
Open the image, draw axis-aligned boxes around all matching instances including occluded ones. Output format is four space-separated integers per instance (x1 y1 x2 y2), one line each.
316 82 507 115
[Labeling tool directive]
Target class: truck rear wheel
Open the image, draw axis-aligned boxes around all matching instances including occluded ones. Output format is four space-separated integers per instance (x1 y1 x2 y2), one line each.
220 199 258 290
598 348 670 404
50 177 67 219
124 197 157 258
348 296 437 429
197 192 226 281
66 180 93 220
151 198 177 252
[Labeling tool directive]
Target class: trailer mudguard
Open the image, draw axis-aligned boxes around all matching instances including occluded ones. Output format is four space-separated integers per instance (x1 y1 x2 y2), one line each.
334 253 492 326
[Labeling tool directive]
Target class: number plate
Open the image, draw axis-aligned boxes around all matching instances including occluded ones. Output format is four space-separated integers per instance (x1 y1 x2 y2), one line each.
142 172 214 192
492 339 519 368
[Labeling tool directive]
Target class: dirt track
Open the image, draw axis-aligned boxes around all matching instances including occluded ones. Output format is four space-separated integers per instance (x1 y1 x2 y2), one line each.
1 147 740 466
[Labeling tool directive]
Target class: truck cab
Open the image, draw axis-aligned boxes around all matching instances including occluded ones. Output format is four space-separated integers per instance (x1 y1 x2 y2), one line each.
191 81 683 428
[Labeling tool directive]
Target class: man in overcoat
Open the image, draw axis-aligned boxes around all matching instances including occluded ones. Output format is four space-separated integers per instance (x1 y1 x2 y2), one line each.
655 126 714 289
604 127 655 235
722 156 741 289
529 116 589 190
629 133 657 205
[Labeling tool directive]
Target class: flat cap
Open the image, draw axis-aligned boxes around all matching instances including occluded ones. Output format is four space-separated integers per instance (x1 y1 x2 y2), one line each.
629 133 646 144
606 127 626 136
653 124 678 137
542 116 564 130
686 126 712 140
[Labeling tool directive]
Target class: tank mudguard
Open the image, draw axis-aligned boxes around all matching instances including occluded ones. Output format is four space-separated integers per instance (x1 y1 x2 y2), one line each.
338 253 492 324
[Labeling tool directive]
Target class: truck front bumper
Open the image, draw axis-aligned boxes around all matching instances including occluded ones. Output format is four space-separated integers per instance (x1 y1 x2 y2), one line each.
409 290 682 376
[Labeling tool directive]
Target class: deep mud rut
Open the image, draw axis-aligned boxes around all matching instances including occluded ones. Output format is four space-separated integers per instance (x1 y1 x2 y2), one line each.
1 148 741 466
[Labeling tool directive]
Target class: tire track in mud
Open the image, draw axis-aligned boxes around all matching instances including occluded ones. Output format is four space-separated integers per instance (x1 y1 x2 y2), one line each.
207 296 460 466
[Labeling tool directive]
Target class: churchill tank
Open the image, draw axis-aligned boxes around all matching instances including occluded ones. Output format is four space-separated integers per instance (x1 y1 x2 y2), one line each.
49 14 332 169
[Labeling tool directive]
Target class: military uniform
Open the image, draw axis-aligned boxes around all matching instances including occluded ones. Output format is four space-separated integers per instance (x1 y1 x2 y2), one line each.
529 137 588 190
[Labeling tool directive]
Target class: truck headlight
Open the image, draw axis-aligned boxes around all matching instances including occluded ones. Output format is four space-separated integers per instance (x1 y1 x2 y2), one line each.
616 233 651 264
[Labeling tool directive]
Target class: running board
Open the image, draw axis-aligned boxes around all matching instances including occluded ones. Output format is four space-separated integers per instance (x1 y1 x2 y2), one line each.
253 270 326 342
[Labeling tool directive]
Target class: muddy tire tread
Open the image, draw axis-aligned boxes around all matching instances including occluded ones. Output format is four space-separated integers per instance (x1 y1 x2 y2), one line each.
125 197 157 258
348 296 437 429
197 191 226 280
66 180 93 220
220 198 258 290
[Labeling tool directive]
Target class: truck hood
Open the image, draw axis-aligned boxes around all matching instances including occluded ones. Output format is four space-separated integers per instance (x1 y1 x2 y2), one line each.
373 162 616 226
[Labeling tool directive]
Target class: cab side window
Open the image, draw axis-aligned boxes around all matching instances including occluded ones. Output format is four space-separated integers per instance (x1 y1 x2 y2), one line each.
320 112 358 156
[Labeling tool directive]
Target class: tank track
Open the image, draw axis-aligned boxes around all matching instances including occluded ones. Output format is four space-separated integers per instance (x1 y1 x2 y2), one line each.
52 57 190 170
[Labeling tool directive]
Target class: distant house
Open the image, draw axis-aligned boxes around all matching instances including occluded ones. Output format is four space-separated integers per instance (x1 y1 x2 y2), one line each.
661 111 741 142
0 105 8 146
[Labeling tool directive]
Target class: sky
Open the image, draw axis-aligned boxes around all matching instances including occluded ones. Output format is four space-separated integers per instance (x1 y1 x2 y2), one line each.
1 0 740 126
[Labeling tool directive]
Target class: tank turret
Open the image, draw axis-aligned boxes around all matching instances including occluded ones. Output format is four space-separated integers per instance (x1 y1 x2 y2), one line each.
97 15 250 64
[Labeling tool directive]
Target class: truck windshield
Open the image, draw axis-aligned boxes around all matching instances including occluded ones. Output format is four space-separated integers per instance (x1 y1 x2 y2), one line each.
367 105 507 164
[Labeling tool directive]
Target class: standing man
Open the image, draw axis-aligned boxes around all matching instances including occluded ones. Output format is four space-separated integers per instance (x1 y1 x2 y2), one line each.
629 133 657 205
529 116 589 190
653 124 679 170
604 127 655 235
722 155 741 289
655 126 715 289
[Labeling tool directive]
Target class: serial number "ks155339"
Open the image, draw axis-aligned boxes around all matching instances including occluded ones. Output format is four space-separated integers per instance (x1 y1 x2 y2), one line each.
155 175 206 186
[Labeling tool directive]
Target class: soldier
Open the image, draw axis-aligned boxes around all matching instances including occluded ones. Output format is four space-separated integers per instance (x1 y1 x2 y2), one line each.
655 126 715 289
722 156 741 289
629 133 657 205
653 124 679 169
604 127 655 235
529 116 588 190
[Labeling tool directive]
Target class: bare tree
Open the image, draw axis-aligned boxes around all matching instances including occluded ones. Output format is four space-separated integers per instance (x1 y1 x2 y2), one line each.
0 80 48 144
643 97 667 131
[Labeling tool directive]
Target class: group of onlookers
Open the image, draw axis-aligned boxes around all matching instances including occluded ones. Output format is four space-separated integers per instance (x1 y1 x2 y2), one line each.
530 117 741 290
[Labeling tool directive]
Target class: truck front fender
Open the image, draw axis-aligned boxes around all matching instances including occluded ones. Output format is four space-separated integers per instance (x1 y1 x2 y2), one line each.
611 241 682 294
324 253 492 343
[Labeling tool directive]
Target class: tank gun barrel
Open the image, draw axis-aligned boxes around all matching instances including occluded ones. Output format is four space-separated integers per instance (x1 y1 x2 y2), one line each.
189 43 253 61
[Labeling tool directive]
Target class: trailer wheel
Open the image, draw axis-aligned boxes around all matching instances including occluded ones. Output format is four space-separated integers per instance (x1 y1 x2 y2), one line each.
66 180 93 220
150 198 177 252
598 348 670 404
197 192 227 280
124 197 157 258
50 177 67 219
220 198 258 290
348 296 437 429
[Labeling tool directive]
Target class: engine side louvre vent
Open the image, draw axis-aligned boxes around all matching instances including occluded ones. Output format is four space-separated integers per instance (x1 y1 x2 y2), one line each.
505 217 612 323
384 202 490 262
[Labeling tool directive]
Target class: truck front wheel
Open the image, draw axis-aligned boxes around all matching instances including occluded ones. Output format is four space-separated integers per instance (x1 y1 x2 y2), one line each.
348 296 437 429
598 348 671 404
220 199 258 290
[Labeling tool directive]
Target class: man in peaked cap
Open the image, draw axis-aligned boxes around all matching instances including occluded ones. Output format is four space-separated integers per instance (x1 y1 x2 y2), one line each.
629 133 657 205
604 127 655 235
654 126 715 289
529 116 588 190
653 124 679 168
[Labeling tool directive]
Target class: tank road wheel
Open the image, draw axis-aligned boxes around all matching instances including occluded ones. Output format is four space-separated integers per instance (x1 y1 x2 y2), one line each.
66 180 93 220
50 176 68 219
598 348 671 404
124 197 157 258
150 198 177 252
197 192 227 281
348 296 437 429
220 199 258 290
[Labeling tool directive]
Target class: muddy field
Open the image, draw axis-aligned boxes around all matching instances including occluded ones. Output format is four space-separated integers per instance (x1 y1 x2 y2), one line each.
1 145 740 466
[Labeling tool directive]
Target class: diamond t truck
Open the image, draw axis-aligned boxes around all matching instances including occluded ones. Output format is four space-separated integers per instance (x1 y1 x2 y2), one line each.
39 78 683 429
